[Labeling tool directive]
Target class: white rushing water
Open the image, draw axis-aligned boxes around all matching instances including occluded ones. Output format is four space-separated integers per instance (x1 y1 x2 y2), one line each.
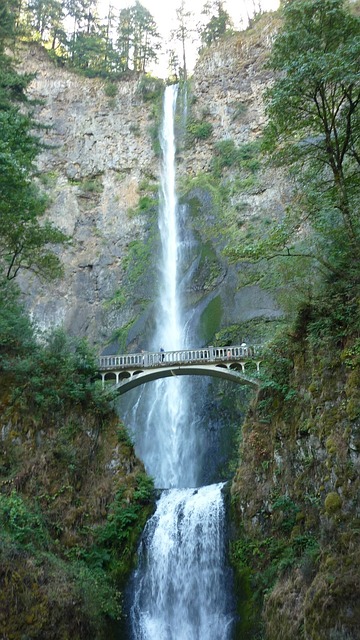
128 85 234 639
126 85 200 490
130 484 233 640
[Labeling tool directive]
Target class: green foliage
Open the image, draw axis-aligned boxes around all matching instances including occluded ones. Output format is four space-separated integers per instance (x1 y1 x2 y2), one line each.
200 1 233 46
0 282 35 357
263 0 360 250
0 491 49 548
73 562 122 623
0 33 67 281
342 339 360 368
137 74 164 102
211 139 261 177
254 333 299 419
16 0 162 78
0 286 113 421
77 473 154 582
0 288 154 635
116 3 161 74
212 139 238 172
128 193 157 216
110 319 136 351
186 119 213 145
148 121 161 156
224 0 360 329
104 81 117 98
231 528 320 636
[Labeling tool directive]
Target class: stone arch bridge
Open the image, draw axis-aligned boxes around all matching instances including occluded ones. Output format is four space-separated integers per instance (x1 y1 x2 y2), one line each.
98 345 262 395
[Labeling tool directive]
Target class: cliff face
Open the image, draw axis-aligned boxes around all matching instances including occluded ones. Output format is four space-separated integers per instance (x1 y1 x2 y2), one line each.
230 330 360 639
18 13 284 352
19 44 157 346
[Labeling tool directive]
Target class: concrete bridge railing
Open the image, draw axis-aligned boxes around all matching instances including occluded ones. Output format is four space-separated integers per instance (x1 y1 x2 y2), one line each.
99 344 262 371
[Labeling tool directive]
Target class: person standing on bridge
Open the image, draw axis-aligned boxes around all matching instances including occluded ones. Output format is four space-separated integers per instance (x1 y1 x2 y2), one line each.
160 347 165 362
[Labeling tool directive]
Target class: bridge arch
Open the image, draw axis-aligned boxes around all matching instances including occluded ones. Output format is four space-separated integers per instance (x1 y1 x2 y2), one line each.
98 345 262 396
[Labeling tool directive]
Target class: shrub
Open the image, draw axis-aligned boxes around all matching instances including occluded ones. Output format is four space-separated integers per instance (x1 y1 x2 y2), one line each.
186 120 213 145
137 75 164 102
104 82 117 98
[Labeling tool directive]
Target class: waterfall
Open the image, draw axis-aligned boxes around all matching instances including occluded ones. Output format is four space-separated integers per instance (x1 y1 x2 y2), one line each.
127 85 234 639
130 484 233 640
125 85 200 490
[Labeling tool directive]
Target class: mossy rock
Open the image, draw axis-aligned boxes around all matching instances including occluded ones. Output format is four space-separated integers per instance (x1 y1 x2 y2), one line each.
304 551 360 639
324 492 342 514
325 436 337 456
199 295 223 344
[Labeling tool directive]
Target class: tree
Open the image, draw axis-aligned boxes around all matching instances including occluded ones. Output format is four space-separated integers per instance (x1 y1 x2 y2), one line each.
26 0 64 44
171 0 195 81
0 1 67 281
116 6 133 72
116 1 160 74
228 0 360 284
65 0 102 64
265 0 360 244
200 0 233 47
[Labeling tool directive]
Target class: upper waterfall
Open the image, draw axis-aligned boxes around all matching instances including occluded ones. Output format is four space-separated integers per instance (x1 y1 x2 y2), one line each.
156 84 182 352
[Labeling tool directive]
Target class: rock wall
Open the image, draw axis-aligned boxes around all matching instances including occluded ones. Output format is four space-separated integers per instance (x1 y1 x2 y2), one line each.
19 44 157 346
17 13 285 351
231 332 360 639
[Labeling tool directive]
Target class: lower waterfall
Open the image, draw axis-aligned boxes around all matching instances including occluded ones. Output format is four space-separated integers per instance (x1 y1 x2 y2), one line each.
130 484 233 640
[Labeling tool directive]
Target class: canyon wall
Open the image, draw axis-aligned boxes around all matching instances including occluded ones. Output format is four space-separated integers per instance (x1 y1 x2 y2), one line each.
19 12 284 352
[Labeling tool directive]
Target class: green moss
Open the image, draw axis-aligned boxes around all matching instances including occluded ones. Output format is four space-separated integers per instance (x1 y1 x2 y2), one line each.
324 492 342 514
199 295 222 344
128 194 158 217
122 239 152 291
110 319 136 352
326 436 337 456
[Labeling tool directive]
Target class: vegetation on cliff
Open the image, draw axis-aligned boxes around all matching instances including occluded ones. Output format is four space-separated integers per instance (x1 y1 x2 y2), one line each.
0 0 67 282
0 8 155 636
229 1 360 638
3 0 239 79
231 286 360 639
0 284 154 638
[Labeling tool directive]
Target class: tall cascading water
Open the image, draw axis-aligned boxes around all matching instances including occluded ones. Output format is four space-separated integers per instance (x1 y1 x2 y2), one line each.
125 84 203 490
125 85 235 639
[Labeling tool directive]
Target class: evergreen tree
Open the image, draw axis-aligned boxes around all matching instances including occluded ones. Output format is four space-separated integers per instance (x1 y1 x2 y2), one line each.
116 1 160 73
200 0 233 47
172 0 194 81
0 0 67 280
26 0 64 44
